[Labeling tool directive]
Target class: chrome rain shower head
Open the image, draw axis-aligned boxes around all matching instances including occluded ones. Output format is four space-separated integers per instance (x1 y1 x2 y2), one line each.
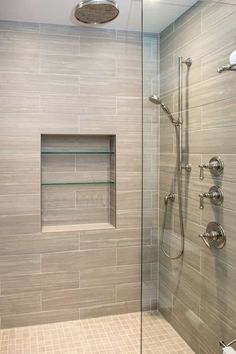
74 0 119 24
149 95 178 126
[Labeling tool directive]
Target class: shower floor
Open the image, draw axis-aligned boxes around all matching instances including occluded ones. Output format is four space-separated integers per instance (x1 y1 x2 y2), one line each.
0 312 194 354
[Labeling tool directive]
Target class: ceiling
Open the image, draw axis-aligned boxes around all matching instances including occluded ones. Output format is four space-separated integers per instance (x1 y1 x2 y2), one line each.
0 0 199 33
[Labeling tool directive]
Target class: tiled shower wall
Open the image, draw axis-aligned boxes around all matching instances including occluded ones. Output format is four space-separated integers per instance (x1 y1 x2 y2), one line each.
0 19 145 328
159 1 236 353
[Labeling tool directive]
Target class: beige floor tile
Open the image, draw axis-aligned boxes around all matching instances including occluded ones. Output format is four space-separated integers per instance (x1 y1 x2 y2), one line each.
0 312 194 353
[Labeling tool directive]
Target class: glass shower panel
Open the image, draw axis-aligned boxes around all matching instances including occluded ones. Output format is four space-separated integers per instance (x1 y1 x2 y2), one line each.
142 9 160 354
142 1 236 353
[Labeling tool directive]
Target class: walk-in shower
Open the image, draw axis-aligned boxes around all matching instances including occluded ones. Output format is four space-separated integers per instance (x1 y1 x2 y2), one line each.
0 0 236 353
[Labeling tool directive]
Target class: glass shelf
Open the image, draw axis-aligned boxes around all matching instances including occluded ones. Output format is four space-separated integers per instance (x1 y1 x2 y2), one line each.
42 181 114 186
41 150 114 155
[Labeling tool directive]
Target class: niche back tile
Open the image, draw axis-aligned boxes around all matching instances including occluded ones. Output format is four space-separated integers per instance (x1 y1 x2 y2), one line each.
41 134 116 232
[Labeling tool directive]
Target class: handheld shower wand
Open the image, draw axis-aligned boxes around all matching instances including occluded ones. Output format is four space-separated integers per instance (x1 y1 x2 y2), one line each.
148 57 192 260
148 95 180 126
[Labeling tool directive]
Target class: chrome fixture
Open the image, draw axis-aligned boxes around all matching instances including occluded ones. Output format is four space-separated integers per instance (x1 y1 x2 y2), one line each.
74 0 119 24
164 192 175 205
220 339 236 348
162 190 185 260
217 63 236 73
217 49 236 73
182 57 192 67
160 57 193 260
184 163 192 173
199 186 224 210
178 57 192 173
199 222 226 249
148 95 178 126
199 156 224 180
150 57 192 260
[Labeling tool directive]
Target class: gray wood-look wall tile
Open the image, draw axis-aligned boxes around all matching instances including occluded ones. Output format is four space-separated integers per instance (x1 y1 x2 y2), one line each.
0 93 39 113
117 246 141 265
40 95 116 115
0 215 41 236
0 254 40 277
1 309 80 329
0 31 40 52
40 54 115 77
39 34 80 55
159 1 236 352
0 173 39 195
0 194 40 216
1 272 80 295
116 58 141 79
0 19 143 328
42 207 109 226
42 286 115 311
0 51 39 73
40 113 79 134
159 264 199 315
42 188 76 209
79 115 117 134
80 228 141 249
0 232 78 256
42 248 116 273
80 76 141 97
160 14 201 58
0 293 41 315
79 300 140 320
116 282 141 302
80 265 140 288
80 37 141 59
0 21 39 33
0 73 79 96
40 23 116 39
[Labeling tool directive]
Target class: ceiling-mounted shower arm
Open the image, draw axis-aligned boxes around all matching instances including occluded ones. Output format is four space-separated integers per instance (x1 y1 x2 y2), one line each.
217 63 236 73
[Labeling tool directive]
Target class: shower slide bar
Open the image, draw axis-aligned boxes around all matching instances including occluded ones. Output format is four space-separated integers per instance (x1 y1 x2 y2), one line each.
178 57 192 173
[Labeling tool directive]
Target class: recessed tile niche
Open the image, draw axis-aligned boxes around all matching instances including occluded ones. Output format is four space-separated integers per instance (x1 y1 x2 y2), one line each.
41 134 116 232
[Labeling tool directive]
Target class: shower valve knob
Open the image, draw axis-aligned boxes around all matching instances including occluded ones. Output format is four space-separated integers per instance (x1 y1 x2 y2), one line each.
199 222 226 249
199 186 224 210
199 163 209 181
198 156 224 180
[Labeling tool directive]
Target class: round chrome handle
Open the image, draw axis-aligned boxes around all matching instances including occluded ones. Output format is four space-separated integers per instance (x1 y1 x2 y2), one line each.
199 222 226 249
199 186 224 209
198 157 224 180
